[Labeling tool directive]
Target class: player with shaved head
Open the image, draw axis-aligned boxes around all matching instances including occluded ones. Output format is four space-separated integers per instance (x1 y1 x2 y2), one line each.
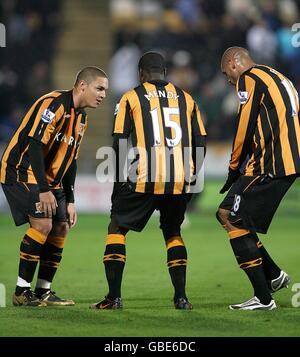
217 47 300 310
221 47 255 85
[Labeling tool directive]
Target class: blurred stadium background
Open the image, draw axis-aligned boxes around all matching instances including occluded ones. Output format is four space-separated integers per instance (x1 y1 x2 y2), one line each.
1 0 300 337
1 0 300 213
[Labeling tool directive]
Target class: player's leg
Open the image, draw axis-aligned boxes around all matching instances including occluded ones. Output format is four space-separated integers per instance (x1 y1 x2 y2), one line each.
104 217 128 302
34 188 74 305
13 216 52 306
216 176 274 310
217 207 284 290
35 222 75 305
234 174 296 294
91 184 155 309
225 218 275 309
250 233 283 281
35 221 68 295
90 216 127 310
159 194 192 310
2 182 52 306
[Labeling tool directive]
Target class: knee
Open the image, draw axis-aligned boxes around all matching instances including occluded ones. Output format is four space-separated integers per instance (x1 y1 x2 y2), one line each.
216 208 229 226
31 221 53 236
50 222 69 237
108 218 128 236
163 229 181 241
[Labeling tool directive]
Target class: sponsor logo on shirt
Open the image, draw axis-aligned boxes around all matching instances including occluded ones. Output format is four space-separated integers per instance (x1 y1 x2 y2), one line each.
54 132 77 146
78 123 85 136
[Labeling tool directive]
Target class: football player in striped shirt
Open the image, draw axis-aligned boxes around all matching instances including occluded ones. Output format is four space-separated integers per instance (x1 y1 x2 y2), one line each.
217 47 299 310
1 66 108 306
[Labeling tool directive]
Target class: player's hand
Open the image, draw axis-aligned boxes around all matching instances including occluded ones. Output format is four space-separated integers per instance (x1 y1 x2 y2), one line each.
39 191 58 218
67 203 77 228
219 168 241 194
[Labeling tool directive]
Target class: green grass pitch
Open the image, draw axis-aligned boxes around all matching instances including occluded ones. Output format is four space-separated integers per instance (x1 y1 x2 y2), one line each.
1 180 300 337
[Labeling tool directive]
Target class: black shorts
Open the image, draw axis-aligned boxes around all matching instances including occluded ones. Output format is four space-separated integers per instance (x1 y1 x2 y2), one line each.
219 174 297 234
110 183 190 238
1 182 68 226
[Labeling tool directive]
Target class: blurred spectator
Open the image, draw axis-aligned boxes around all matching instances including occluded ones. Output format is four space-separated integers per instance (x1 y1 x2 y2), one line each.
2 0 300 147
276 0 300 83
110 0 300 143
0 0 61 146
25 61 51 103
246 18 277 65
168 50 199 93
109 30 141 101
174 0 202 29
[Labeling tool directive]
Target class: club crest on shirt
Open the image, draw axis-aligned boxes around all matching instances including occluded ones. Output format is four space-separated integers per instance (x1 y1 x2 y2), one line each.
41 109 55 123
238 91 248 104
78 123 85 136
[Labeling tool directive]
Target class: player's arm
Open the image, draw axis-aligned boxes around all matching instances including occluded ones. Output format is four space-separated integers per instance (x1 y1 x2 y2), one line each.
74 113 88 161
62 160 77 228
27 97 64 215
62 160 76 203
112 94 132 187
28 138 57 217
191 102 207 178
220 74 262 193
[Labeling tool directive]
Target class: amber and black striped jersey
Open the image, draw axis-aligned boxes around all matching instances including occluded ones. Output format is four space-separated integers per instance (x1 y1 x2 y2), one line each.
113 79 206 194
230 65 300 177
0 90 87 187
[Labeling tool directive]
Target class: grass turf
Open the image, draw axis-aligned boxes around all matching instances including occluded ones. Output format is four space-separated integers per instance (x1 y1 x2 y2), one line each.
1 180 300 337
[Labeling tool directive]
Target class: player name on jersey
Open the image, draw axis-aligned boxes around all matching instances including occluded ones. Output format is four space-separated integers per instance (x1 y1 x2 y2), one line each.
144 90 179 101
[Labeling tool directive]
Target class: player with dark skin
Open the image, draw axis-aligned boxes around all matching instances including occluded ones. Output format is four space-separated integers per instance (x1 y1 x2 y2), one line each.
216 47 299 310
218 47 255 230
